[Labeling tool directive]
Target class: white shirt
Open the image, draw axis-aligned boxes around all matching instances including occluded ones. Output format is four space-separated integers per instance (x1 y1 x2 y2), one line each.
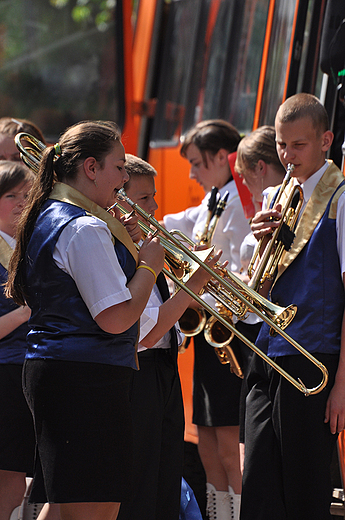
163 180 251 310
53 215 132 319
137 282 183 352
164 180 250 272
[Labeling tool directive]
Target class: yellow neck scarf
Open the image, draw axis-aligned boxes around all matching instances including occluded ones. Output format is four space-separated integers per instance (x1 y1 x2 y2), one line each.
49 182 138 264
0 235 13 270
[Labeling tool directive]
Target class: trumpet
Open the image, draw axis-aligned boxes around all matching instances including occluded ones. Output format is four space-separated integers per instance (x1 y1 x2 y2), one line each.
15 133 328 396
248 164 303 290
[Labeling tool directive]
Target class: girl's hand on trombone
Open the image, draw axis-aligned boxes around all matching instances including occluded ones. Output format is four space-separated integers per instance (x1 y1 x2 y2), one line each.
138 232 165 277
251 203 282 241
109 204 143 243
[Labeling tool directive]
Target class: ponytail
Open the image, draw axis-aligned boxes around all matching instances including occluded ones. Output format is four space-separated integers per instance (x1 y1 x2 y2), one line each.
6 146 56 305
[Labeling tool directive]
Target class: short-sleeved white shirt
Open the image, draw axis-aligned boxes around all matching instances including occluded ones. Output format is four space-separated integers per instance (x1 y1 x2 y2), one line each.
53 215 132 319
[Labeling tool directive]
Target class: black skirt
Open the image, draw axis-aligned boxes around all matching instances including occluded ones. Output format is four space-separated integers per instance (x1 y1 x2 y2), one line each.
23 358 133 504
192 326 243 427
0 364 35 474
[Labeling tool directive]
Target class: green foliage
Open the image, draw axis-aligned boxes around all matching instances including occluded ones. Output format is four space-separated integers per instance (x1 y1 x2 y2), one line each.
49 0 114 30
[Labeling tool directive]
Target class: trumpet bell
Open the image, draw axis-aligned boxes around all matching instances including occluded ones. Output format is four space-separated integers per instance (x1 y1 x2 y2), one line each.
270 304 297 335
204 316 234 348
179 307 207 337
204 317 243 377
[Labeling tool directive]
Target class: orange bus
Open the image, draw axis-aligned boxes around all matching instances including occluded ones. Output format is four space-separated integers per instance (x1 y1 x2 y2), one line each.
1 0 345 510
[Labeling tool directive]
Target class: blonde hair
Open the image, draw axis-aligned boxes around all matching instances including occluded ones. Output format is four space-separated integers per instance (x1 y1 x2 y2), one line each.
235 126 284 176
276 93 329 135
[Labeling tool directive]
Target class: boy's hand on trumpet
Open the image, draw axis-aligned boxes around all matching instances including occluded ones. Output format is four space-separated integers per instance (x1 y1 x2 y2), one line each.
251 203 282 241
120 211 142 243
186 248 224 295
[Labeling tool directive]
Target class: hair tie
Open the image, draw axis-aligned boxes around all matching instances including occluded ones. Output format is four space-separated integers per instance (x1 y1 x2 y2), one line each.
54 143 62 157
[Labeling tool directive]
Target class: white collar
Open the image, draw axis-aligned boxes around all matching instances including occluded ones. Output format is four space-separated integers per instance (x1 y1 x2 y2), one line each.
0 230 15 248
293 160 328 203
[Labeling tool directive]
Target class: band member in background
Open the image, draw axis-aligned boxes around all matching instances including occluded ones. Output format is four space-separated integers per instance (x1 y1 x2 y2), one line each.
0 161 36 520
164 120 250 520
0 118 46 162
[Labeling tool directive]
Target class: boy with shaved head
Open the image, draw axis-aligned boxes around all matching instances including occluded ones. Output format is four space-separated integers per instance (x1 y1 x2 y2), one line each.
241 93 345 520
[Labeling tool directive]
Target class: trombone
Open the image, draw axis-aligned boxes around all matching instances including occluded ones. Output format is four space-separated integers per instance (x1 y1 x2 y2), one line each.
114 191 244 377
115 189 328 396
15 133 329 396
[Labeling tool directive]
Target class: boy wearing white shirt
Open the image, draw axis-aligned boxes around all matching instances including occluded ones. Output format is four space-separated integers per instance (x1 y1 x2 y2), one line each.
241 93 345 520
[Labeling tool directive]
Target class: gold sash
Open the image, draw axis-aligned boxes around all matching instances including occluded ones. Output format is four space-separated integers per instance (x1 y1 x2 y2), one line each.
0 235 13 271
49 183 138 264
268 161 345 281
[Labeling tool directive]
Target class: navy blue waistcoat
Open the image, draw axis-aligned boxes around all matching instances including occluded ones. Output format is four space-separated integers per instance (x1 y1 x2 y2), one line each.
24 199 138 368
0 264 28 364
256 181 345 357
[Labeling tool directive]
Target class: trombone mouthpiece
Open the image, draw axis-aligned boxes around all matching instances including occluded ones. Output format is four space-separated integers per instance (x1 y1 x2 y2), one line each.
287 163 295 173
117 188 130 202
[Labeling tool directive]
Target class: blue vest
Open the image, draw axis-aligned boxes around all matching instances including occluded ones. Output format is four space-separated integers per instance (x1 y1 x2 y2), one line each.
24 200 138 368
0 264 28 364
256 178 345 357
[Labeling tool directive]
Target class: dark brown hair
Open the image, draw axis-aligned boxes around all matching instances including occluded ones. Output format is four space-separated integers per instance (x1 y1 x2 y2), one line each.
0 117 46 144
180 119 241 167
7 120 122 305
0 160 34 198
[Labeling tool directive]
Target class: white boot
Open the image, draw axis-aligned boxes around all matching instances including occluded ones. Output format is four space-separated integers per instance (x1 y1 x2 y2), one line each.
19 497 44 520
228 485 241 520
206 482 231 520
10 507 20 520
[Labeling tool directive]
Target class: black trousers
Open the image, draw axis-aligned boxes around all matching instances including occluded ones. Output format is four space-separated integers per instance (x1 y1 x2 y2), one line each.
118 348 184 520
241 352 339 520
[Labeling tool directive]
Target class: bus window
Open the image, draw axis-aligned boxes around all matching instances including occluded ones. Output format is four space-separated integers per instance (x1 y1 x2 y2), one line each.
0 0 124 141
258 0 296 126
150 0 270 146
200 0 270 133
150 0 206 147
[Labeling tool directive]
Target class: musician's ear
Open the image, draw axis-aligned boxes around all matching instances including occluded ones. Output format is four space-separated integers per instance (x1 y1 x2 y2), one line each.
217 148 229 166
254 160 266 178
321 130 333 152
